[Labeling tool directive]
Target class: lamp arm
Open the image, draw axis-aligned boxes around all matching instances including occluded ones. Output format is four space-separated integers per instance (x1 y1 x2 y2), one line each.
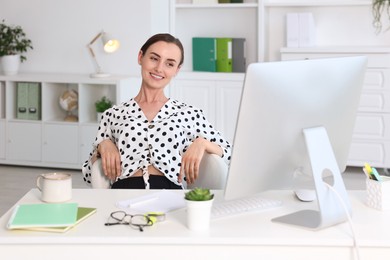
89 31 104 45
87 45 102 73
87 31 105 74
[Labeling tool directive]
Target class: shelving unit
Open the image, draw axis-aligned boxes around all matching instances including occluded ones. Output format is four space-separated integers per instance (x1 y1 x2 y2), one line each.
0 73 135 169
281 47 390 169
170 0 262 72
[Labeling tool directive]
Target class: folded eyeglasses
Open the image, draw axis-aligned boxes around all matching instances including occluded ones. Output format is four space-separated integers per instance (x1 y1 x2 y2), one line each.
105 211 165 232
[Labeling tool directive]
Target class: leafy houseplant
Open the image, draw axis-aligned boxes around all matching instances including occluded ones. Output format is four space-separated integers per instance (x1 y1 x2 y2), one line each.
372 0 390 33
95 96 113 113
185 188 214 201
0 19 33 62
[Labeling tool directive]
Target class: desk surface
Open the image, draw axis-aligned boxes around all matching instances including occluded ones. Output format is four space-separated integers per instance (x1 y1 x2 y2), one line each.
1 189 389 260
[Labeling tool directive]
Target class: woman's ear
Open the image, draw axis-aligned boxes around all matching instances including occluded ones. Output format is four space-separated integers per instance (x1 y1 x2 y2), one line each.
137 50 143 65
175 65 181 77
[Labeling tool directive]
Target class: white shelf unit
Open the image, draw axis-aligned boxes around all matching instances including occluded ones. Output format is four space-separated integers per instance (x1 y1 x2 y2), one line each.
0 73 135 170
170 0 263 72
281 47 390 169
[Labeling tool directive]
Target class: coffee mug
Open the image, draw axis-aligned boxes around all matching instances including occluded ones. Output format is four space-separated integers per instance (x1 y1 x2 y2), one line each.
36 173 72 203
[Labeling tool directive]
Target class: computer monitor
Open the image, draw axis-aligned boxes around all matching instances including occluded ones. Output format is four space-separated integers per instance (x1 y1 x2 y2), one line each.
224 56 367 229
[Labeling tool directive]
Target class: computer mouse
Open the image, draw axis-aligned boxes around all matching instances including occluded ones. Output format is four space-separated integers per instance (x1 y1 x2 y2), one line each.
294 189 316 202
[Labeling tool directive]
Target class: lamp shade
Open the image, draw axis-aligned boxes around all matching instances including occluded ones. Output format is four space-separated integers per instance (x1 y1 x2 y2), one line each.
102 33 120 53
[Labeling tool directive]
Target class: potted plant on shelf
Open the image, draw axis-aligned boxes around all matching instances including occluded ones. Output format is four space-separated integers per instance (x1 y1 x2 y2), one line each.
372 0 390 33
95 96 113 121
0 19 33 75
184 187 214 231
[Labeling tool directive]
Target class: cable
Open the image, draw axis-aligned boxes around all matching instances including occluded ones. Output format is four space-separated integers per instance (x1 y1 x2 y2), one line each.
324 183 361 260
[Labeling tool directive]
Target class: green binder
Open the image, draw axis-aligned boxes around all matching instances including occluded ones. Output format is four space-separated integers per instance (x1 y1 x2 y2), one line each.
27 82 41 120
192 37 217 72
17 82 29 120
16 82 41 120
216 38 232 72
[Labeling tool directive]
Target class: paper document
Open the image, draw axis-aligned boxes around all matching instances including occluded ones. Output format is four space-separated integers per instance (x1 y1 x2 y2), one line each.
116 190 186 213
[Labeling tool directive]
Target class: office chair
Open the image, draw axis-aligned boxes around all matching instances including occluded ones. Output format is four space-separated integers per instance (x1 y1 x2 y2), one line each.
91 153 229 189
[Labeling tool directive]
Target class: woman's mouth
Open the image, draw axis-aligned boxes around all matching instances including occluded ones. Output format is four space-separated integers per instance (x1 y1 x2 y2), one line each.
150 73 164 80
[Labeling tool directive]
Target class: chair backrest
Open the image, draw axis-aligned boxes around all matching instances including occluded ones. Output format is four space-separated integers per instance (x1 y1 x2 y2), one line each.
90 153 229 189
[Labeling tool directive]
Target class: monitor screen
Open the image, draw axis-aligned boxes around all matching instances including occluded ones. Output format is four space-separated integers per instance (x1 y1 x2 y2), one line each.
224 56 367 202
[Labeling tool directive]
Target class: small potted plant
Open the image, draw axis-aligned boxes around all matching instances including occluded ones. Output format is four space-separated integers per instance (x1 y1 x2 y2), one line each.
95 96 113 121
0 19 33 75
184 187 214 231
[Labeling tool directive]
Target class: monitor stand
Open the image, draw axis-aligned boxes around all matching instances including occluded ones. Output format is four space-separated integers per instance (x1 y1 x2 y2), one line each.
272 126 352 230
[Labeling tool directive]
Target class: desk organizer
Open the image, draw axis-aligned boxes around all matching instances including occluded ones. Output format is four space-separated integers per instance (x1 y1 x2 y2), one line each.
366 177 390 210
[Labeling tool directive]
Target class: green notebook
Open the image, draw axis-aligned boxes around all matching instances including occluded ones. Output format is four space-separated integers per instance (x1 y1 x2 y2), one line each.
25 207 97 233
7 203 78 230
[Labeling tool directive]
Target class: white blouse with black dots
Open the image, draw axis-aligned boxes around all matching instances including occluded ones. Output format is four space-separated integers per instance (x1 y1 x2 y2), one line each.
82 98 232 188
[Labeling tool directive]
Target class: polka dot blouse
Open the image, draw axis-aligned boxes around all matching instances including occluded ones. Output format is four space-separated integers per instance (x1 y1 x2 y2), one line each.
82 98 232 188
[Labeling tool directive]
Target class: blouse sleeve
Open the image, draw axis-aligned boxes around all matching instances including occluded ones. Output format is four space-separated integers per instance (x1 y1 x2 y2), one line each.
81 109 115 185
192 109 232 165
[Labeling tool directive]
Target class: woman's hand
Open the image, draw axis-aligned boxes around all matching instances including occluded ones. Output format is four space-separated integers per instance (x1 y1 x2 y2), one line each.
179 138 223 185
98 139 121 181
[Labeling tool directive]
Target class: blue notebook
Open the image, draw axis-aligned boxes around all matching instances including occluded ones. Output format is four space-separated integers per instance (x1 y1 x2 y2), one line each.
7 203 78 229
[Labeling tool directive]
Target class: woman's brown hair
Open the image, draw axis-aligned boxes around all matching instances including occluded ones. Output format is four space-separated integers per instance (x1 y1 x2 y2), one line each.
140 33 184 66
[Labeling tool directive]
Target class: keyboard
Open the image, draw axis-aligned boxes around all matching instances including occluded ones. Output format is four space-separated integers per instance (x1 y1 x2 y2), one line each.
211 195 282 219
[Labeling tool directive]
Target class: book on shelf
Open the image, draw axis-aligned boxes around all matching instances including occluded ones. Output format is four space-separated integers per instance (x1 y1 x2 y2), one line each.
7 202 79 230
286 12 316 48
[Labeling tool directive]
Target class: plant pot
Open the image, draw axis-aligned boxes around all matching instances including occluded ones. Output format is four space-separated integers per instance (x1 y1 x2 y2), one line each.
185 198 214 231
0 55 20 75
97 112 103 122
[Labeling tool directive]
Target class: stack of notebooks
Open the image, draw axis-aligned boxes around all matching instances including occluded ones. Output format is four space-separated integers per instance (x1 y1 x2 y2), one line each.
192 37 246 73
7 203 96 233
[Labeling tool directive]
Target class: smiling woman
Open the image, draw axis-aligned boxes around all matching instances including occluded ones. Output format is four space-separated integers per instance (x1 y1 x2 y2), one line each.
82 33 232 190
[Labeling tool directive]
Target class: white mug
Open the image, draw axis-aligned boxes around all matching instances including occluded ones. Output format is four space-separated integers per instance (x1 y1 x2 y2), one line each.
36 173 72 203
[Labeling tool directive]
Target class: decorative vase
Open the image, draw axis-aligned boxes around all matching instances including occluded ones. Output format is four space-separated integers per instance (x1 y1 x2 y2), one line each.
185 198 214 231
0 55 21 75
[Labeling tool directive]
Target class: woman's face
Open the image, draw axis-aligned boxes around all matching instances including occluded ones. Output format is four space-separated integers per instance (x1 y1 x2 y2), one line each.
138 41 182 91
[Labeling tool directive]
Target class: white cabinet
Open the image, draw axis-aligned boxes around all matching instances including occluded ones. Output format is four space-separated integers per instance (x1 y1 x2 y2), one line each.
42 123 79 165
170 72 244 143
7 121 42 162
280 47 390 168
0 73 133 169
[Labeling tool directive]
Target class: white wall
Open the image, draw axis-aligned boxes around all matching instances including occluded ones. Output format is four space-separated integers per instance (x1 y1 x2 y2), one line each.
0 0 170 76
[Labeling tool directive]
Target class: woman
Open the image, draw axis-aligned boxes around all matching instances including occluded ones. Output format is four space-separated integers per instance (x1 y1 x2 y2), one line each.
82 33 231 189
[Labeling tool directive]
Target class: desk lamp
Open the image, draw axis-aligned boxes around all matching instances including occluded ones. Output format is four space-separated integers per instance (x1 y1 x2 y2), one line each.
87 30 120 78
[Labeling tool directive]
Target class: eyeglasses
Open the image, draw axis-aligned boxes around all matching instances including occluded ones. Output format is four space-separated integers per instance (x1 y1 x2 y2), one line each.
104 211 165 232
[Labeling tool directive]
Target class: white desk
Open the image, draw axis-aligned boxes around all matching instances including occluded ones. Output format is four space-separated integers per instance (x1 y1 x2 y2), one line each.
0 189 389 260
